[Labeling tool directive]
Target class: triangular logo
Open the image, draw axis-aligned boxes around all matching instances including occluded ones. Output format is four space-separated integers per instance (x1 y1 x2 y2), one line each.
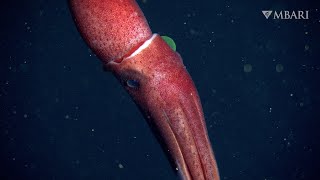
262 10 273 19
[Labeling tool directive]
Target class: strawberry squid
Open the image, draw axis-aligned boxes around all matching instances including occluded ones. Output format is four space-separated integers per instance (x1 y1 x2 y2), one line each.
69 0 220 179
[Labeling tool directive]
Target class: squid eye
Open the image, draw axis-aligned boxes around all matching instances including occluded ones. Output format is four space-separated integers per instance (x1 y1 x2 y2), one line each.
126 79 140 88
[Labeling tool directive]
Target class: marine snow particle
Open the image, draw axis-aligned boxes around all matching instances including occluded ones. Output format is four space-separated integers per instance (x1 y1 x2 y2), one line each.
118 163 124 169
243 64 252 73
276 64 284 72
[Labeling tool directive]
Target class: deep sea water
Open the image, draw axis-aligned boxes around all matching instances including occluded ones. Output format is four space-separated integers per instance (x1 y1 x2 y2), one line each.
1 0 319 179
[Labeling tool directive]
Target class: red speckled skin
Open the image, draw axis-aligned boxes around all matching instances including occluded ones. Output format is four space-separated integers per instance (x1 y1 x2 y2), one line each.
69 0 152 63
69 0 219 179
106 35 220 180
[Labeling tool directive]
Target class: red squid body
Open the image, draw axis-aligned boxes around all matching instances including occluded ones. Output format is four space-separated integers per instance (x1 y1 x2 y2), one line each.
69 0 219 179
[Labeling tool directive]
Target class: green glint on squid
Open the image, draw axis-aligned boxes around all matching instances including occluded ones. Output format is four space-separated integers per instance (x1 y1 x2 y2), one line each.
161 35 176 51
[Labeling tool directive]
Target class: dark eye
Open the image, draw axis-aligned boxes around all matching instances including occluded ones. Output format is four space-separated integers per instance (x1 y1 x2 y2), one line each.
126 79 140 88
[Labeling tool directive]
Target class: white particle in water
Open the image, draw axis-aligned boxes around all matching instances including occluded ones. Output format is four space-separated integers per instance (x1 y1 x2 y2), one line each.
243 64 252 73
276 64 284 72
118 163 124 169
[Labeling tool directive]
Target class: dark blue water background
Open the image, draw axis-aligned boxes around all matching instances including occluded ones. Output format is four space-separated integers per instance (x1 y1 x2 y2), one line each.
1 0 319 179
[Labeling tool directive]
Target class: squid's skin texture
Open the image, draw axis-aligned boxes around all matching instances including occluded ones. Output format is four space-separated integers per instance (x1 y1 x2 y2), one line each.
69 0 220 179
